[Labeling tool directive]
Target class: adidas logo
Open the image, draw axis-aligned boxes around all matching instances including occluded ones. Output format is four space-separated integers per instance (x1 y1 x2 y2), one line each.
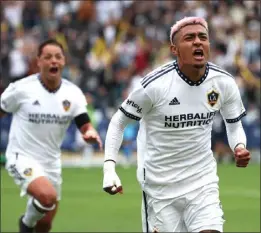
169 97 180 105
33 100 40 106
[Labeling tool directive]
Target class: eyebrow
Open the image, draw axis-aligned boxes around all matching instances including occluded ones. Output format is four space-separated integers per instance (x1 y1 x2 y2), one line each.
183 32 208 37
44 53 63 56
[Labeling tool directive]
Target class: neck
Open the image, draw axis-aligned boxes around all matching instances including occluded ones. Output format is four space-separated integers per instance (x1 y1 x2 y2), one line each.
40 74 61 92
177 61 206 82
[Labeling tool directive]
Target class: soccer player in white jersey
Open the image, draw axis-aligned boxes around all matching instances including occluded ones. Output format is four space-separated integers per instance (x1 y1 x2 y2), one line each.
0 39 102 233
102 17 251 232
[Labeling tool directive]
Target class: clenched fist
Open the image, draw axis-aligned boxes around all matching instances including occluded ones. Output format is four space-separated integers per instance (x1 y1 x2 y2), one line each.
103 160 123 195
234 146 250 168
83 129 103 151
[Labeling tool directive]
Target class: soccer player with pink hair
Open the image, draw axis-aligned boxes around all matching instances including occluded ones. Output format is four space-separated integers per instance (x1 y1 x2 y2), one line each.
103 17 250 232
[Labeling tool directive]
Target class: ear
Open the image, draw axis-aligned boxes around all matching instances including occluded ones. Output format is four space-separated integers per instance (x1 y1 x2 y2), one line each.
170 44 178 57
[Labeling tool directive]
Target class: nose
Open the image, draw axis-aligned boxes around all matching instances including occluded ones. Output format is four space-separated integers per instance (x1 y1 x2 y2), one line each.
193 36 202 45
50 57 58 63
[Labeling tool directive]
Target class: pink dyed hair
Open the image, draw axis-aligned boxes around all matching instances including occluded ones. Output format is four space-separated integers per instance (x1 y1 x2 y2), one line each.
170 17 208 45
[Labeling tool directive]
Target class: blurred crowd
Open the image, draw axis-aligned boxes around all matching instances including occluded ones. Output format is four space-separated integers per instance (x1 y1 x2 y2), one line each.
0 0 260 160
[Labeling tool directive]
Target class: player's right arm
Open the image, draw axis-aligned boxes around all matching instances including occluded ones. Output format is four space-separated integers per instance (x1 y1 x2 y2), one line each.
0 83 20 118
103 83 153 195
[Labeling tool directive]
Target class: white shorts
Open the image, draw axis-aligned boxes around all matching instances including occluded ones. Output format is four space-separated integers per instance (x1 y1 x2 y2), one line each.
5 153 62 200
141 183 225 232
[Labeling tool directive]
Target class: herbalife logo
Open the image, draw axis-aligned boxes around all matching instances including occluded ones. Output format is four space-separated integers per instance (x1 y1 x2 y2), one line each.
169 97 180 105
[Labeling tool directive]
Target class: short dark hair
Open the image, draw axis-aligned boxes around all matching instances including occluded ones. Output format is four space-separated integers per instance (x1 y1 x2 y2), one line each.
37 39 64 57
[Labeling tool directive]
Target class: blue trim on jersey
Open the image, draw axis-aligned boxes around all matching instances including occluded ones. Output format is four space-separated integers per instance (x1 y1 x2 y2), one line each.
175 60 209 86
141 62 174 85
225 111 247 123
208 65 234 78
119 107 141 121
38 75 62 93
141 63 175 88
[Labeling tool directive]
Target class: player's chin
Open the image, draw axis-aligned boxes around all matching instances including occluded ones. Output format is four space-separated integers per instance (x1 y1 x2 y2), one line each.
192 57 206 68
192 61 206 69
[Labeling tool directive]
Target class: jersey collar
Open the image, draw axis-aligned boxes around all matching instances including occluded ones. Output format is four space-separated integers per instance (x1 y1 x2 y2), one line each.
174 60 209 86
38 75 62 93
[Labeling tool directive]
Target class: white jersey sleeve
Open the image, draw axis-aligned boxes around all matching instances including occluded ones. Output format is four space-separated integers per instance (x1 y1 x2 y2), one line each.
104 110 134 162
72 87 88 118
220 78 246 123
0 82 21 113
119 82 153 120
104 82 153 162
225 121 247 150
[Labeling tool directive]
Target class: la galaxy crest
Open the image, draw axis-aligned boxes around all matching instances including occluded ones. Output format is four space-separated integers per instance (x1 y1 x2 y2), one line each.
24 168 33 177
62 100 71 111
207 89 219 107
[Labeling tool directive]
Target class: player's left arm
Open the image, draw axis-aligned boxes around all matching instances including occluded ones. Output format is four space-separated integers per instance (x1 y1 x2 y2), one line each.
224 121 250 167
220 78 250 167
74 113 102 150
73 90 102 151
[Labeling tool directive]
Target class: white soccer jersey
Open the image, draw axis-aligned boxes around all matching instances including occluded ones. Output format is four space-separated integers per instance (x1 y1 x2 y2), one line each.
120 60 246 199
0 74 87 170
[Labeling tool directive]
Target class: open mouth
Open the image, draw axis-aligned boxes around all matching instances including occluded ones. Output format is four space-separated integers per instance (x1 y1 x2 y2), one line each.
193 49 204 59
49 67 58 74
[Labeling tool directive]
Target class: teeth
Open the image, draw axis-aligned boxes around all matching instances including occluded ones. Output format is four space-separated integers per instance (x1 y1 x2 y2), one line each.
194 50 203 56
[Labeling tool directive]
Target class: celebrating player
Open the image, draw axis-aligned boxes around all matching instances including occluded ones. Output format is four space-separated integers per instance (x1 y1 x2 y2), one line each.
102 17 250 232
0 39 102 233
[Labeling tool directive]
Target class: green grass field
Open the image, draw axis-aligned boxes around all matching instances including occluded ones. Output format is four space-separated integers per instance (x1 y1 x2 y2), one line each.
1 164 260 232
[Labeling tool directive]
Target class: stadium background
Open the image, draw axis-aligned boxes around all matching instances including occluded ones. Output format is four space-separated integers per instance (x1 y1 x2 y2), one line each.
0 0 260 232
